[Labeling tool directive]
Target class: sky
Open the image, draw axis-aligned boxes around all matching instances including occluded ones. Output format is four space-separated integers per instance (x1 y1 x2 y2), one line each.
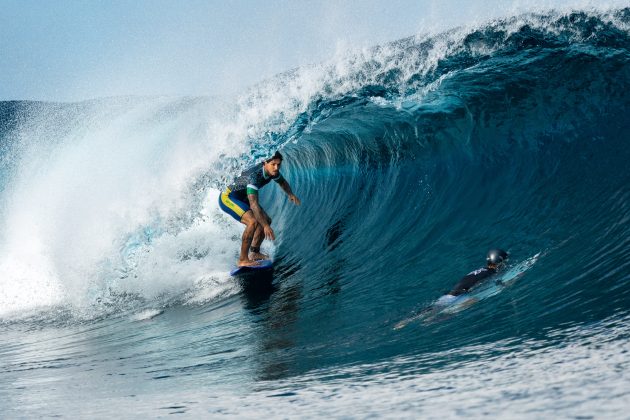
0 0 625 101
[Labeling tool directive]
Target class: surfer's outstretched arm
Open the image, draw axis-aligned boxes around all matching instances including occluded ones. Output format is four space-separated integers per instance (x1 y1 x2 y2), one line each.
278 179 301 205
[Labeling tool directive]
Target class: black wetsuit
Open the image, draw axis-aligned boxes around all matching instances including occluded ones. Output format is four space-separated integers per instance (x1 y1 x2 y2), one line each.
449 267 498 296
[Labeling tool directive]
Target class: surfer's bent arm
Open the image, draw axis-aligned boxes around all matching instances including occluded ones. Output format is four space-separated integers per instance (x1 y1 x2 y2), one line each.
247 193 270 227
278 178 301 205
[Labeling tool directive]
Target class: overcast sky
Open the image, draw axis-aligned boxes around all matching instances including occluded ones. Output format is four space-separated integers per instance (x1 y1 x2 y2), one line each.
0 0 624 101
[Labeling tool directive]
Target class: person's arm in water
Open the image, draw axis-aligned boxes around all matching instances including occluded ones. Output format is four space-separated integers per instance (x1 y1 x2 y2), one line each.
248 193 275 240
277 178 301 205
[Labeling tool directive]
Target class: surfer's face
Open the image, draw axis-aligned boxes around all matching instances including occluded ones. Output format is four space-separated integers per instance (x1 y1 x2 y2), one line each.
264 158 282 176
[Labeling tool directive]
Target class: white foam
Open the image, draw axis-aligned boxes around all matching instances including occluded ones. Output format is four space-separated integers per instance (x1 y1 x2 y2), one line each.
130 308 164 321
0 99 246 318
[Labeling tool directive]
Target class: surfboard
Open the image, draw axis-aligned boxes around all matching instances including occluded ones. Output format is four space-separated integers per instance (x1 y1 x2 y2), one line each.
230 259 273 276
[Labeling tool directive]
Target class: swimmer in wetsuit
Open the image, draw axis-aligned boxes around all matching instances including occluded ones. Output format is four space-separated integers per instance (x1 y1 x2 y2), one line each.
218 151 301 267
437 249 509 305
394 249 510 329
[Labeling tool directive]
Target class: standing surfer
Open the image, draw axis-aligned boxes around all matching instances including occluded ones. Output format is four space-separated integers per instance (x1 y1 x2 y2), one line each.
219 151 301 267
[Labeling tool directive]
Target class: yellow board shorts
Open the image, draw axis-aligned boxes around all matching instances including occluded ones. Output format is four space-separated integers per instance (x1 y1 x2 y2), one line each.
218 188 250 221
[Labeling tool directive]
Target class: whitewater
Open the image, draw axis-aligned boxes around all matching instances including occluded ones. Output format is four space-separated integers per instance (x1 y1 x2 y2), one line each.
1 7 630 418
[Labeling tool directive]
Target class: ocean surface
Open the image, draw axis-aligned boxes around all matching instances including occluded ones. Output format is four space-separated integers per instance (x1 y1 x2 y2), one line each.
1 8 630 418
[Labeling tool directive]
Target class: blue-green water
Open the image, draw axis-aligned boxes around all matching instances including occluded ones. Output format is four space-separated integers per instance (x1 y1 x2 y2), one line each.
1 9 630 417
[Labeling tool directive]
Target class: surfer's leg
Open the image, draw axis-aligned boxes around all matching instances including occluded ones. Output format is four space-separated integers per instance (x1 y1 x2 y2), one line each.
252 224 264 250
238 211 260 267
250 215 271 260
218 191 259 266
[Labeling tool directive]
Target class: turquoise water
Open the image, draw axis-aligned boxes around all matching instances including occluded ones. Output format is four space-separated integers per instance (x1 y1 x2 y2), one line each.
1 9 630 417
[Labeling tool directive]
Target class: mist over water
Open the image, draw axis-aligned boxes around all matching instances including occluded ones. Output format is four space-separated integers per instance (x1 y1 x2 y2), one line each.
1 5 629 417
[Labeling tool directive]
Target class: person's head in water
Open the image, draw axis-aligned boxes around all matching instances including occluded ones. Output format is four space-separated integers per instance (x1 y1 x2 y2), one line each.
486 249 508 270
263 151 283 177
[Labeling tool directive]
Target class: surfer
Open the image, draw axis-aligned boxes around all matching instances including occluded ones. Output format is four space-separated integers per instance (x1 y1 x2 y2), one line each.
394 248 510 329
218 151 301 267
436 248 509 305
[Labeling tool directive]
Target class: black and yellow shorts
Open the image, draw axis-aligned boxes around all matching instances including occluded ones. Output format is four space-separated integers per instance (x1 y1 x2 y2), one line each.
218 188 250 222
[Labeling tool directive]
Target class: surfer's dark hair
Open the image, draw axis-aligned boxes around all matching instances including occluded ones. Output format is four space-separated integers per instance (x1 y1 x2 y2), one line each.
265 151 283 162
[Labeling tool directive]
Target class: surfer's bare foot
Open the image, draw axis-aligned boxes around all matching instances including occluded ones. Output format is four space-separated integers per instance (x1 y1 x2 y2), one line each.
238 259 261 267
249 252 269 261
